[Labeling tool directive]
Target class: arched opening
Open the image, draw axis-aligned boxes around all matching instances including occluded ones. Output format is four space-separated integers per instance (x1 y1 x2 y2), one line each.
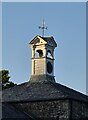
35 49 43 58
47 50 53 58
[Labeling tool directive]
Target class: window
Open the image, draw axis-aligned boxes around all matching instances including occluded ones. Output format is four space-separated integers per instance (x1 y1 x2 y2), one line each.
35 49 43 58
47 50 52 58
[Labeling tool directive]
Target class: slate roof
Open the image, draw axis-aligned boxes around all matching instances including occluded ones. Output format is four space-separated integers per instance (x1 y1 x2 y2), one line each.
29 35 57 47
2 102 30 119
41 36 57 47
2 78 88 103
2 102 39 120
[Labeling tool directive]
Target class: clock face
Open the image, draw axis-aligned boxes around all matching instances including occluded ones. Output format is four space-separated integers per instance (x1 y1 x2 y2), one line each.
47 62 53 74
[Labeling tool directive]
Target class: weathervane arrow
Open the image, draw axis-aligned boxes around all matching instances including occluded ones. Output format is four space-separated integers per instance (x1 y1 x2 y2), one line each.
39 19 47 37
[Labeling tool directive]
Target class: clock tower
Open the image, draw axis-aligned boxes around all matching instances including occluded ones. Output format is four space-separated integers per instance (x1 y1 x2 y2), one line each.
29 35 57 82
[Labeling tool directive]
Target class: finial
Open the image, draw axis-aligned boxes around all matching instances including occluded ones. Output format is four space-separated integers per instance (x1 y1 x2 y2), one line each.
39 19 47 37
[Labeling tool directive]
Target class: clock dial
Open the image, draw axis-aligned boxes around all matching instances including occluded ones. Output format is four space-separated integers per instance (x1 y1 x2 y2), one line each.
47 62 53 74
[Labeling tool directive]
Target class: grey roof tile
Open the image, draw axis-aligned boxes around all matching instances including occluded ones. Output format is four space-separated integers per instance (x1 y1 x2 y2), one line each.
2 103 29 119
2 79 88 103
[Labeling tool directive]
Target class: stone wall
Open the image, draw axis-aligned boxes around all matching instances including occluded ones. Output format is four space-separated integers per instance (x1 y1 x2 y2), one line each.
11 99 88 120
13 100 70 120
12 100 70 120
72 100 88 120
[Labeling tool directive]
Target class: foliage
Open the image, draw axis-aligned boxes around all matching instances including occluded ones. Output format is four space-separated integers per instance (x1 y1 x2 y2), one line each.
0 70 17 90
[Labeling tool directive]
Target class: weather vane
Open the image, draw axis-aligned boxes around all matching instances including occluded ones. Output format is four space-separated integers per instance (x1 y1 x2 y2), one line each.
39 19 47 37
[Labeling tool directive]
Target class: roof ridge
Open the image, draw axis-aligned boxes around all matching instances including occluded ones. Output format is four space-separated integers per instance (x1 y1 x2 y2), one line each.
2 81 88 103
51 82 88 101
